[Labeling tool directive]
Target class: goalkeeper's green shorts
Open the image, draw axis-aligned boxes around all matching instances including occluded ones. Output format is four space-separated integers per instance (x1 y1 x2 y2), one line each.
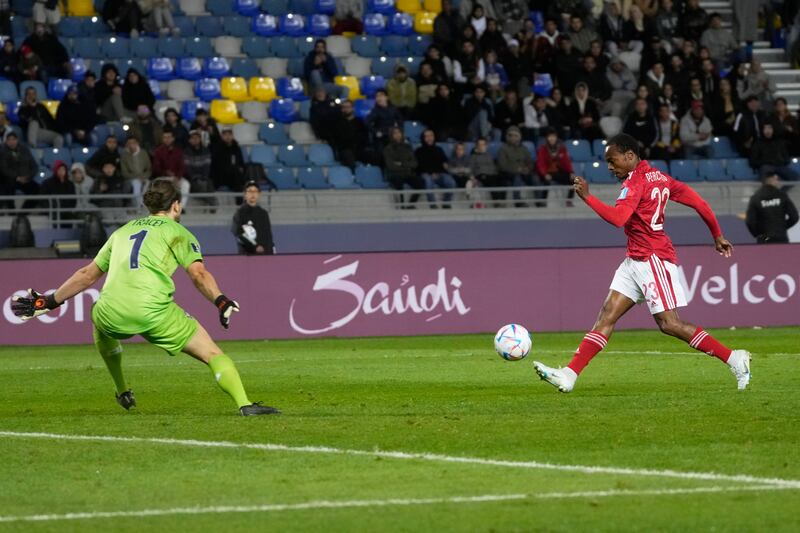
92 302 199 356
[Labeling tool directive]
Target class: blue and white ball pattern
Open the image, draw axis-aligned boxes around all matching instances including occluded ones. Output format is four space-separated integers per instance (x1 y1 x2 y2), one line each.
494 324 532 361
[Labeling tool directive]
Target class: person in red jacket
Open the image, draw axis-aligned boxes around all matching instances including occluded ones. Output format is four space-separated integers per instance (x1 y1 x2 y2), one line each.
152 130 190 207
534 128 576 207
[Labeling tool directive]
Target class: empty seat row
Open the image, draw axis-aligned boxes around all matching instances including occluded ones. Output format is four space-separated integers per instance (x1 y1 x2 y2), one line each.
263 165 384 190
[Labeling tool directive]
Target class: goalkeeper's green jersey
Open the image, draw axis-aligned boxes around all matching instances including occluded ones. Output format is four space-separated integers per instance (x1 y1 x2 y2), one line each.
92 215 203 334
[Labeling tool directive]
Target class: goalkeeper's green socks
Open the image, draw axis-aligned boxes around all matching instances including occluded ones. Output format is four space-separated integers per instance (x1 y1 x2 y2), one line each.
208 354 250 408
94 332 128 395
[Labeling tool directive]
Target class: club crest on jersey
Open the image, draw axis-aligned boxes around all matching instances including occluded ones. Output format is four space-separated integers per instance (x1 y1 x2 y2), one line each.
191 243 200 254
618 187 629 200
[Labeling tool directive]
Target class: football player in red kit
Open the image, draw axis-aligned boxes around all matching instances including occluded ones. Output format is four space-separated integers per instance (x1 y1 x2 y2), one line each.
533 134 751 392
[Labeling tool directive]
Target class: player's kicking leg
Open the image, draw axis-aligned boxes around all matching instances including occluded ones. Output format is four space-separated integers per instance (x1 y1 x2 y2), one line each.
93 327 136 410
534 290 635 392
182 324 280 416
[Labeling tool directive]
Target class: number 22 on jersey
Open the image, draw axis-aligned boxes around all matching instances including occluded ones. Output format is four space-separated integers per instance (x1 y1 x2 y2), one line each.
650 187 670 231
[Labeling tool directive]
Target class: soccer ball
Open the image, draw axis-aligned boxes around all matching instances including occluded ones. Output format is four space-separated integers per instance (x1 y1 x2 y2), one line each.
494 324 532 361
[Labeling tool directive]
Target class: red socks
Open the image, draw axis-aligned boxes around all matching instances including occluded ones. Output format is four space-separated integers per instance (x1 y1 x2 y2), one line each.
567 331 608 375
689 327 732 362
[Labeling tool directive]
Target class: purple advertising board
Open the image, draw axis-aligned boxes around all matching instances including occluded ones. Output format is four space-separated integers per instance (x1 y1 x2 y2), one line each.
2 245 799 346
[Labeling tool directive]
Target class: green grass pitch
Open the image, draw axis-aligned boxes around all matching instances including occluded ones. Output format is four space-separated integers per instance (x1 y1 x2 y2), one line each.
1 327 799 532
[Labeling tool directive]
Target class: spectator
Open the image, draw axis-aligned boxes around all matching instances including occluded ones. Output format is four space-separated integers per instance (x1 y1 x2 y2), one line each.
303 39 344 99
497 126 534 206
630 0 659 18
139 0 179 36
459 0 496 22
708 77 739 136
423 44 451 81
366 89 403 151
483 51 508 100
494 87 525 134
579 54 611 102
447 142 472 187
0 133 39 203
680 0 709 43
463 85 493 141
383 126 421 207
523 94 559 140
641 36 671 75
163 107 189 149
309 86 339 143
103 0 142 36
733 96 767 157
427 84 463 142
750 123 799 182
332 9 363 35
469 137 498 202
416 62 443 117
332 99 368 170
453 40 485 93
152 130 188 199
468 4 488 38
32 0 60 27
415 129 455 208
19 87 64 148
535 128 575 207
495 0 526 36
0 0 10 37
78 70 98 117
56 85 95 147
546 87 572 139
658 82 681 118
606 57 638 118
95 64 128 122
745 173 799 243
183 130 215 203
129 105 164 154
667 53 690 95
232 181 275 255
90 158 129 207
655 0 681 52
770 97 800 155
679 39 701 78
651 104 682 160
86 135 121 181
122 68 155 116
682 77 705 112
567 15 598 55
334 0 363 21
533 19 561 75
0 38 18 83
698 58 720 98
69 162 95 210
738 59 775 108
644 62 668 99
732 0 759 61
120 136 152 203
0 110 13 143
433 0 464 57
701 12 738 68
386 65 417 119
17 45 44 82
623 5 652 53
624 98 658 158
554 36 583 96
190 108 221 148
479 18 507 56
210 127 246 191
22 23 70 79
40 160 76 222
567 82 603 141
679 101 714 159
587 39 610 73
599 1 626 53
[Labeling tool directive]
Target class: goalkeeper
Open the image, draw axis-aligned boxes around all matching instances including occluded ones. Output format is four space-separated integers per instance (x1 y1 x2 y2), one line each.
12 179 279 416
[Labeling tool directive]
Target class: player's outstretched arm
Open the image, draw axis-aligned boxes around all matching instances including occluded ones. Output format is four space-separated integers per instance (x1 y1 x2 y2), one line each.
11 261 105 320
573 176 634 228
671 181 733 257
187 261 239 329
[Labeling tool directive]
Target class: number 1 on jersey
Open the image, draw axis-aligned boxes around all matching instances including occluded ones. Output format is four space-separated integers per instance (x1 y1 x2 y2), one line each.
129 230 148 269
650 187 670 231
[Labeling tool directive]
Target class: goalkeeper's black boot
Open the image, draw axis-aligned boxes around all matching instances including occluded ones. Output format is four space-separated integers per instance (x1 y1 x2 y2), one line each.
239 402 281 416
116 390 136 410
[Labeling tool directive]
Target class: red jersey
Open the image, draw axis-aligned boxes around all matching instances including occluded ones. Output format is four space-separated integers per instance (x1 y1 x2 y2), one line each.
586 160 722 264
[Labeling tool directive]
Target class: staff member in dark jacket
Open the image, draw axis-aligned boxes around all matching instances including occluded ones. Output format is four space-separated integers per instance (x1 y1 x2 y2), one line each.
232 181 275 255
745 174 799 243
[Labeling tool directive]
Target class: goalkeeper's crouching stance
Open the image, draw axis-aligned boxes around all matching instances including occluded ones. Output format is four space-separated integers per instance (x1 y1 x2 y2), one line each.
12 179 279 416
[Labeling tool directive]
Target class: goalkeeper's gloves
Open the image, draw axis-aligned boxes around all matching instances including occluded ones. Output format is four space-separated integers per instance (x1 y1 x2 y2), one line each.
215 294 239 330
11 289 61 321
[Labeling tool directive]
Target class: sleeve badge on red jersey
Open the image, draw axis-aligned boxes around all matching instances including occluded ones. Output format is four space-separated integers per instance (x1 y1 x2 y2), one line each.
617 187 629 200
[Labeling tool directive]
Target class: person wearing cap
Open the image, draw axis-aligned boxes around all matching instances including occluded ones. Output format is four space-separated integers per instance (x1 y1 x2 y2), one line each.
745 174 799 244
387 64 418 119
679 99 713 159
129 105 164 154
0 132 39 207
19 86 64 148
121 136 152 204
184 129 216 206
232 181 275 255
733 95 767 157
17 44 43 82
211 127 246 192
56 84 96 147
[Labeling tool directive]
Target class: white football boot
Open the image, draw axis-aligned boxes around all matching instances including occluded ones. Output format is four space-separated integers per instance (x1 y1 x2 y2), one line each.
533 361 577 393
727 350 752 390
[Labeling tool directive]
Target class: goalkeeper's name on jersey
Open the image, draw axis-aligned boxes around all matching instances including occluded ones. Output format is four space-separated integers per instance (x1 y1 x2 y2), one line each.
130 217 169 228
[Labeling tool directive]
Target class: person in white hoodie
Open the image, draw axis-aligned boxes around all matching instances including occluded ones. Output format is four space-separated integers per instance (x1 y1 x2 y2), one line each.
69 162 95 211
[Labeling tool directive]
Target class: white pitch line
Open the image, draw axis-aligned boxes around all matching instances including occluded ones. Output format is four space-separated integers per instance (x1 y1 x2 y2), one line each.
2 430 800 489
0 485 796 524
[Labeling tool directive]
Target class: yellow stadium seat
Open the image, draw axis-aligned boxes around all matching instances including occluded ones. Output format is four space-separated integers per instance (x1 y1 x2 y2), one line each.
210 99 244 124
414 11 435 34
423 0 441 12
396 0 421 14
221 77 249 102
248 77 277 102
42 100 60 118
334 76 362 99
68 0 96 15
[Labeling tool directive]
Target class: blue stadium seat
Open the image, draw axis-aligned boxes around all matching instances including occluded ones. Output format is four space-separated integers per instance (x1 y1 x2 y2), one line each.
242 37 270 58
360 75 386 98
408 35 432 55
73 38 103 59
298 99 311 121
83 16 109 36
591 139 608 159
269 98 298 123
268 166 301 189
130 37 158 59
195 78 222 101
351 35 381 57
530 9 545 33
71 146 97 164
364 14 389 36
176 58 203 80
249 144 278 166
20 81 47 101
381 35 408 56
203 57 231 79
308 143 335 165
147 58 175 81
371 57 396 78
328 166 359 189
259 122 291 143
180 100 209 122
69 57 89 81
231 58 260 79
196 17 225 37
102 37 130 58
697 159 723 181
42 148 72 169
314 0 335 15
158 37 185 57
271 36 301 58
185 37 215 57
566 139 592 162
48 79 73 101
287 57 305 77
223 16 252 37
670 159 700 181
308 14 331 36
58 17 84 38
289 0 316 14
297 166 328 188
90 124 110 146
262 0 289 13
234 0 260 16
148 79 163 100
395 56 422 75
649 159 669 173
389 12 414 35
296 36 316 56
403 121 425 141
114 58 146 74
0 80 19 102
276 77 306 100
725 158 757 181
571 162 585 177
4 101 20 124
252 14 280 37
278 144 307 165
368 0 396 15
353 99 375 119
207 0 235 15
584 161 615 183
711 136 738 159
173 16 195 35
280 14 306 37
355 165 387 188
